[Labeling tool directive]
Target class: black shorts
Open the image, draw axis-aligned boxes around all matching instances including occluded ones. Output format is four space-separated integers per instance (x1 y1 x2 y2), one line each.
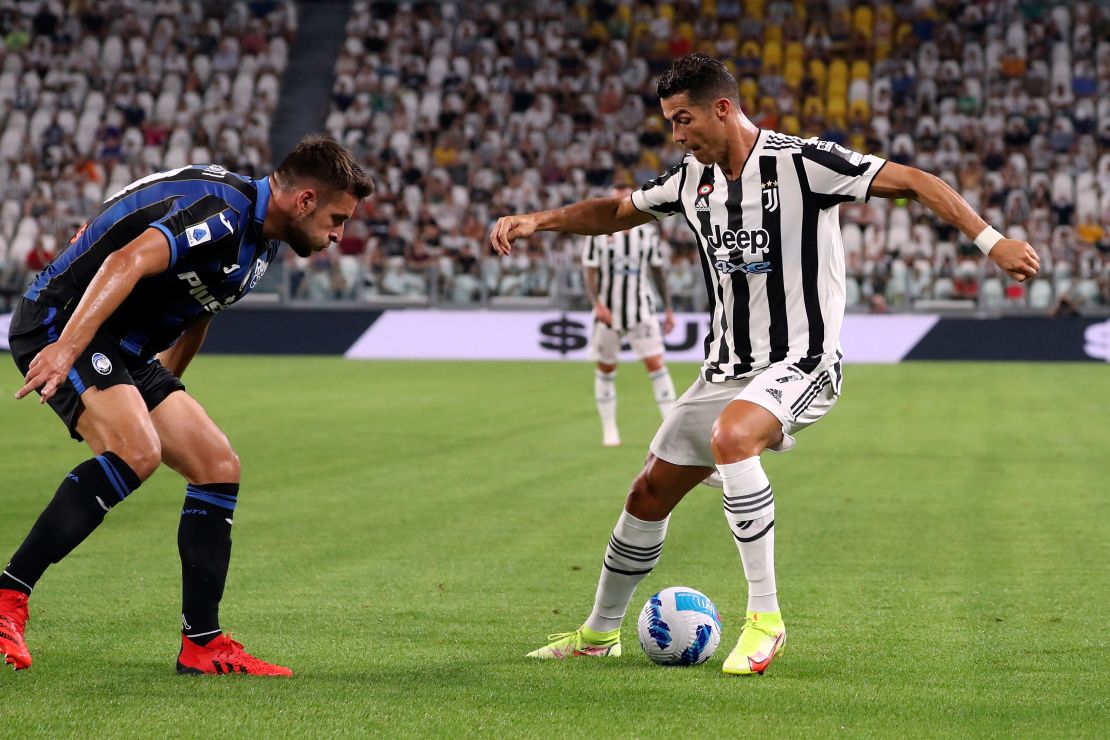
8 298 185 442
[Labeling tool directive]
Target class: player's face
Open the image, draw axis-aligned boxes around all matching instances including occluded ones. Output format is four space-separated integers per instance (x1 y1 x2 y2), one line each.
285 190 359 258
661 93 728 165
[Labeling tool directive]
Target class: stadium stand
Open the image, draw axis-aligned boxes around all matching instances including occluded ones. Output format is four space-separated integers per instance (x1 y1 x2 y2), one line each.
0 0 297 308
316 0 1107 313
1 0 1106 315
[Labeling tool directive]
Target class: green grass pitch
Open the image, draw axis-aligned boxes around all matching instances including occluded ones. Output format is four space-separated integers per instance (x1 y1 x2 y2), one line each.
1 357 1107 737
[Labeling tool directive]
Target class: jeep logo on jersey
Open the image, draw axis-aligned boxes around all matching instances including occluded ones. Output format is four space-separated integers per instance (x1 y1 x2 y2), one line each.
713 260 772 275
178 271 236 314
706 224 770 255
186 223 212 248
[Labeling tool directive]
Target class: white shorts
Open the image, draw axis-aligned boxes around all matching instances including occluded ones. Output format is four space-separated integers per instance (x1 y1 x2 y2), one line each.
588 319 665 364
649 360 843 468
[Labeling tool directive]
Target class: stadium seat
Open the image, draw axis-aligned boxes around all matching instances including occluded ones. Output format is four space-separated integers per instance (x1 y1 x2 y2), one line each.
1028 280 1054 309
979 277 1004 308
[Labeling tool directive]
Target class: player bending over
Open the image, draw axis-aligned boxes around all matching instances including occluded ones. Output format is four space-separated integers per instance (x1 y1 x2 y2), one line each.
490 54 1038 675
583 183 677 447
0 136 374 675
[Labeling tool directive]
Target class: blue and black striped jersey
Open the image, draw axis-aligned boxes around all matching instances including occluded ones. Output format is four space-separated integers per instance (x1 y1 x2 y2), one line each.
26 164 280 360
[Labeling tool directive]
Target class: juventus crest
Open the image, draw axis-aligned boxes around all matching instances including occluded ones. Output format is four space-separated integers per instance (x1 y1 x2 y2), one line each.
762 180 779 212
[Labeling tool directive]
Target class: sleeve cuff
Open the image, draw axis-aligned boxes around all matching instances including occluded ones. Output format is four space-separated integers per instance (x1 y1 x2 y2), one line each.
630 191 662 221
863 159 888 202
151 223 178 267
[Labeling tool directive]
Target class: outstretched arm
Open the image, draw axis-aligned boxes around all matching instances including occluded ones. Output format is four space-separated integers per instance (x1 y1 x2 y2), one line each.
869 162 1040 282
157 316 213 378
490 197 653 255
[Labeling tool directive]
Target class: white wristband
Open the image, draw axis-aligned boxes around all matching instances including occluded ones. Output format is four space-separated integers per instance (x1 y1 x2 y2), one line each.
974 226 1004 256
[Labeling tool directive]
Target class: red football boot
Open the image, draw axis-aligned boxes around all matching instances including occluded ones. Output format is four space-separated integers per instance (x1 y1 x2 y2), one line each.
0 589 32 670
176 633 293 676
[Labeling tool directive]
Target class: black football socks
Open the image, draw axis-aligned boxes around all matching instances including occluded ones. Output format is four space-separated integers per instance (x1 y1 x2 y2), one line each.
178 483 238 646
0 452 142 595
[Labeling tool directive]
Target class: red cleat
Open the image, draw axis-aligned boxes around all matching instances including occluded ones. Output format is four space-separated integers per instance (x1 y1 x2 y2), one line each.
176 633 293 676
0 589 32 671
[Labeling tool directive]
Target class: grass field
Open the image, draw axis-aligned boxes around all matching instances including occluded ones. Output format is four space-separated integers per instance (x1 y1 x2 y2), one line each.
0 357 1107 737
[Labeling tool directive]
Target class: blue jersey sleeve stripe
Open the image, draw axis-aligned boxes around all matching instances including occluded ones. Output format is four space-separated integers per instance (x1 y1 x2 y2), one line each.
151 222 177 267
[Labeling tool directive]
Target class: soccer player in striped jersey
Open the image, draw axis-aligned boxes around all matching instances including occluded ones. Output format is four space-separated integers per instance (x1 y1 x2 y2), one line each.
0 136 374 675
492 54 1039 673
583 184 676 447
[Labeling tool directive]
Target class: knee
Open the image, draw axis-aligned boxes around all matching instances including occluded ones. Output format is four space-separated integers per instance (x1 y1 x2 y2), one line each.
116 436 162 481
626 470 667 520
206 448 241 484
710 420 766 463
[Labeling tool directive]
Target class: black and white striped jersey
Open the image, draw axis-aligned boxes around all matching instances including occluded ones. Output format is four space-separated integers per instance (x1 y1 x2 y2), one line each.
582 223 665 332
631 130 886 381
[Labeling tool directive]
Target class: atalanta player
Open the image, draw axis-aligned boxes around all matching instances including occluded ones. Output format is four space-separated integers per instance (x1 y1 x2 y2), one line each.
1 136 373 675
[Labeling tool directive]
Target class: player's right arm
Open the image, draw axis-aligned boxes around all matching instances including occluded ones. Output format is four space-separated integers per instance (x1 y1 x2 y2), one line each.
15 228 171 403
491 197 652 255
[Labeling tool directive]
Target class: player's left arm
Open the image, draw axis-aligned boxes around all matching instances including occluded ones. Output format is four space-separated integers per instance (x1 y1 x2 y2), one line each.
869 162 1040 282
156 316 213 378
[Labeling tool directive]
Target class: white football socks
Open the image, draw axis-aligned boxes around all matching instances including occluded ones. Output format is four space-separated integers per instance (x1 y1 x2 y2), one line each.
718 456 779 613
649 367 676 418
584 510 669 633
594 369 619 445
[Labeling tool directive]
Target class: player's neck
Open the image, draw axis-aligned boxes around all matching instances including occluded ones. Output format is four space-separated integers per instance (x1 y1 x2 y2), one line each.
260 175 282 241
718 117 761 181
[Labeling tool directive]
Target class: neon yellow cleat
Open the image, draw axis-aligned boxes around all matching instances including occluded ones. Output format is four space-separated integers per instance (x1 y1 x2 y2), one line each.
525 627 621 659
722 611 786 675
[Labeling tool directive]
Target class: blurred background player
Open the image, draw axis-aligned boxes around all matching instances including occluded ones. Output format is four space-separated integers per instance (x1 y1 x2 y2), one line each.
582 183 676 447
0 136 373 674
492 53 1039 676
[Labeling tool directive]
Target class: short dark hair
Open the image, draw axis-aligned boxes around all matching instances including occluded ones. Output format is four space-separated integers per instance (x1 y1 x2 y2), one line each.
274 134 375 199
656 53 739 107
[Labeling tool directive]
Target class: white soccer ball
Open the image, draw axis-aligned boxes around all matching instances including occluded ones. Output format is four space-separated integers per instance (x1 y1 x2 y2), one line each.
636 586 722 666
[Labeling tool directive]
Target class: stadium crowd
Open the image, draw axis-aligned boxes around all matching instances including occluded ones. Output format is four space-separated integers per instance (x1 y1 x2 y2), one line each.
2 0 1108 315
0 0 296 307
309 0 1109 313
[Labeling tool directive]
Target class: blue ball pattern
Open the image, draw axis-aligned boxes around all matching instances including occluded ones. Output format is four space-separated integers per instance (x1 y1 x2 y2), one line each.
645 594 672 649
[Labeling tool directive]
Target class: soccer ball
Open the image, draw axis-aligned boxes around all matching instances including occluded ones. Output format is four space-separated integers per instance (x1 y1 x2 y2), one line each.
636 586 722 666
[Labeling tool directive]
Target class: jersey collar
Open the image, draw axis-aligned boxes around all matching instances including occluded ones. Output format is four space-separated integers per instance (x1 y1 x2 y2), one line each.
253 176 272 229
